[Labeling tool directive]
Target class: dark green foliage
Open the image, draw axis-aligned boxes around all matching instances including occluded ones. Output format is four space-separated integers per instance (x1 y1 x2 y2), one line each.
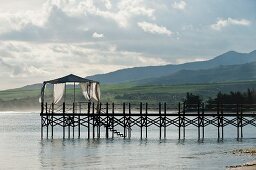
207 88 256 105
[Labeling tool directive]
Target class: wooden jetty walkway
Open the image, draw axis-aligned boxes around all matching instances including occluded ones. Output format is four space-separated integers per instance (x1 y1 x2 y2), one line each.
40 102 256 141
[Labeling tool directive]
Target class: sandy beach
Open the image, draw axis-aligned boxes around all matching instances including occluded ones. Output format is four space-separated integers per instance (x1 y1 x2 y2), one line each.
227 149 256 170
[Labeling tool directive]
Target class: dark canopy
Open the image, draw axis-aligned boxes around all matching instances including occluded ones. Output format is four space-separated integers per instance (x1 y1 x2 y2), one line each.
44 74 99 84
40 74 100 105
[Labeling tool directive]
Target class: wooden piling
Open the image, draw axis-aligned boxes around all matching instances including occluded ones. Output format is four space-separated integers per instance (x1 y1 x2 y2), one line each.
106 103 109 139
51 103 54 139
123 102 126 139
46 103 48 139
92 102 95 139
140 102 143 139
128 103 131 139
159 102 162 139
145 103 148 139
164 102 167 139
178 102 181 140
63 102 65 139
198 103 200 141
183 102 185 139
87 102 91 139
73 102 75 138
112 103 114 138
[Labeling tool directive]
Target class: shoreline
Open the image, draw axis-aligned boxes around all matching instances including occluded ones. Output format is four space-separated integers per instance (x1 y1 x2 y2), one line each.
227 149 256 170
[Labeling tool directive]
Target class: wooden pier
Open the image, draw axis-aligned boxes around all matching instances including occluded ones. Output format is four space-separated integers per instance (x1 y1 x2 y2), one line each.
40 102 256 141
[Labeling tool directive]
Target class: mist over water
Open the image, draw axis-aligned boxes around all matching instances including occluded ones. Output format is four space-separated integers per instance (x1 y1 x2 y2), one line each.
0 112 255 169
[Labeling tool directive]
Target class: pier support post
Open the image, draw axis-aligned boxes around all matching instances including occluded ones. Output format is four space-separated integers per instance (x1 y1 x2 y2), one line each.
146 103 148 139
128 103 131 139
202 103 205 141
88 102 91 139
183 102 186 139
78 103 80 138
217 103 220 142
51 103 54 139
140 102 143 140
198 102 200 141
73 102 75 138
236 104 239 141
241 104 243 139
98 103 101 138
159 102 162 139
46 103 48 139
63 102 65 139
178 103 181 140
112 103 114 138
164 102 167 139
123 103 126 139
221 104 224 141
106 103 109 139
92 103 95 139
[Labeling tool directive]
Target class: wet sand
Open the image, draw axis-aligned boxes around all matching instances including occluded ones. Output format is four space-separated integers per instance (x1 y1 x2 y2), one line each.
227 149 256 170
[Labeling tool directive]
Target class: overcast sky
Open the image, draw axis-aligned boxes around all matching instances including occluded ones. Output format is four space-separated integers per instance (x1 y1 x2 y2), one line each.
0 0 255 90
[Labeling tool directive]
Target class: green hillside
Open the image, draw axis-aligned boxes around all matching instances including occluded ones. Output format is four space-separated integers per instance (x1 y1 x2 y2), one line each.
1 80 256 111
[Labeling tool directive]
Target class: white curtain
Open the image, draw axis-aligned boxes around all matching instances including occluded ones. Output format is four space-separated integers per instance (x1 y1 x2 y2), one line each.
95 83 100 101
53 83 65 104
80 82 90 100
80 82 100 101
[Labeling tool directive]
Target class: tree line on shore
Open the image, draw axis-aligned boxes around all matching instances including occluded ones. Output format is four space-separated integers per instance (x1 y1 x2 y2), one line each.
184 88 256 105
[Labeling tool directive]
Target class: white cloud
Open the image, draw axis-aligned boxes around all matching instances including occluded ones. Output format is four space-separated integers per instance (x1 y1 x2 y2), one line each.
172 1 186 10
137 21 172 36
211 18 251 31
0 41 167 89
92 32 104 38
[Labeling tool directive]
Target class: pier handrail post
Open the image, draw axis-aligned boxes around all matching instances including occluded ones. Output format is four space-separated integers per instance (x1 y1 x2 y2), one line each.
202 103 205 140
221 103 224 141
178 102 181 140
63 102 65 139
146 103 148 139
112 102 114 138
78 102 81 138
51 102 54 139
87 102 91 139
46 102 48 139
236 104 239 141
159 102 162 139
128 103 131 139
197 102 200 141
73 102 75 138
164 102 167 139
217 102 220 141
140 102 143 139
183 102 185 139
98 102 101 138
106 102 109 139
123 102 126 139
240 104 243 139
92 102 95 139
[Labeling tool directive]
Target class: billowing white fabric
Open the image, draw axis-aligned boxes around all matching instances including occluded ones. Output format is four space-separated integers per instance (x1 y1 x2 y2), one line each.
53 83 65 104
80 82 100 101
80 82 90 100
95 83 100 101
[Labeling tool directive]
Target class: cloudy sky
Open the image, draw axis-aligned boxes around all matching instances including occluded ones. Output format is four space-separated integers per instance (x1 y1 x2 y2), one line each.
0 0 255 90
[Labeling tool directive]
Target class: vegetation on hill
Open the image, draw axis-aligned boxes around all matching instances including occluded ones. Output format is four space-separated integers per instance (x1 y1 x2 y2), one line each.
1 81 256 111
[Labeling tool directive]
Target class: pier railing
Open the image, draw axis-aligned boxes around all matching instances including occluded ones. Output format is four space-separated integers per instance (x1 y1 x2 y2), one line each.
40 102 256 140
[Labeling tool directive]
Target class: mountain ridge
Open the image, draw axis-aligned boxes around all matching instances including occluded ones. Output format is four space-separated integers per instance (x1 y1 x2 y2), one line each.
86 50 256 84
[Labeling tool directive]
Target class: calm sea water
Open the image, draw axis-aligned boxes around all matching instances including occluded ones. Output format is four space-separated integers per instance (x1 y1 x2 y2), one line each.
0 112 255 170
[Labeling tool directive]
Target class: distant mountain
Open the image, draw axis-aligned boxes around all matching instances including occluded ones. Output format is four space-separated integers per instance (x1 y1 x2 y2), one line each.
135 62 256 85
86 50 256 84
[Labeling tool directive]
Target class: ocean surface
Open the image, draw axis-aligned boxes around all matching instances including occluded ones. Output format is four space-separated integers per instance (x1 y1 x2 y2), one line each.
0 112 255 170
